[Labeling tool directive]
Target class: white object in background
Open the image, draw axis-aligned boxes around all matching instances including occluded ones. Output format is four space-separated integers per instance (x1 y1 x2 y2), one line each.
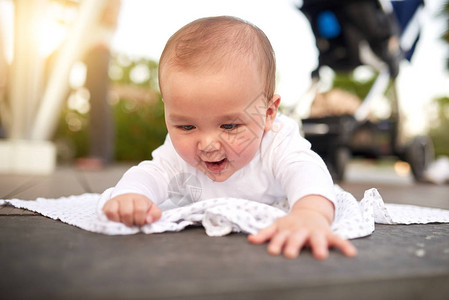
424 156 449 185
30 0 108 141
0 140 56 174
354 68 390 122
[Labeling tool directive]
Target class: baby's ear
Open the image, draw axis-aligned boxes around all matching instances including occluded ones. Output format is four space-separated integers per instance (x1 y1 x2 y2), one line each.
264 94 281 131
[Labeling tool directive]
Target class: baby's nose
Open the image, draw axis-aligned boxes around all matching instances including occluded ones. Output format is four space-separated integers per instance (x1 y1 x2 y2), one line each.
198 134 221 152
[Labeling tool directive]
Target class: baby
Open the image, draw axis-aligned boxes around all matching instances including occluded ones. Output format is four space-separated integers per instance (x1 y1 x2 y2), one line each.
103 16 357 259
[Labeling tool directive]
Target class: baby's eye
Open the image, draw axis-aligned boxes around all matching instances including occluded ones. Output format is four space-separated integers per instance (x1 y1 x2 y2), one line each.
221 124 239 130
178 125 196 131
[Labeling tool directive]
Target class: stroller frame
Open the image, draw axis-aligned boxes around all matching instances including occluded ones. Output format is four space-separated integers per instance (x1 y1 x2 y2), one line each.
295 0 434 181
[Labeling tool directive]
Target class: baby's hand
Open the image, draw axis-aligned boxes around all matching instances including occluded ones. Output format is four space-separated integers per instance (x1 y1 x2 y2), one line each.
248 206 357 260
102 193 162 227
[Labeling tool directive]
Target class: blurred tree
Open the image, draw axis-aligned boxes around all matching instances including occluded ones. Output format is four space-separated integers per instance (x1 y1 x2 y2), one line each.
443 1 449 68
78 0 121 169
0 0 119 174
429 96 449 157
428 1 449 157
110 57 166 161
54 55 167 163
332 71 376 101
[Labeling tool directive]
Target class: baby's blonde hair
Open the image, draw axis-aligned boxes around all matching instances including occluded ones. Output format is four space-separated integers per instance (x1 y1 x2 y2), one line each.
158 16 276 101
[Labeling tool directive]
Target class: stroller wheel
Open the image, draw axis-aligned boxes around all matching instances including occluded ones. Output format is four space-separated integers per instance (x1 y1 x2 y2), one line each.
405 136 435 182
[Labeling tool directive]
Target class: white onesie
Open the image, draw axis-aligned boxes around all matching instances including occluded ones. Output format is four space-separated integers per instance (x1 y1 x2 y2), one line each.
110 114 335 211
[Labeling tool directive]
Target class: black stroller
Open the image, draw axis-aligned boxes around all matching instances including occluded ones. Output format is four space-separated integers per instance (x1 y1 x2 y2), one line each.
295 0 433 182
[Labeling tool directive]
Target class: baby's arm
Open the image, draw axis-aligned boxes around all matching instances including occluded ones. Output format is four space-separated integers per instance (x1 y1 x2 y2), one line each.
103 193 162 227
248 195 357 259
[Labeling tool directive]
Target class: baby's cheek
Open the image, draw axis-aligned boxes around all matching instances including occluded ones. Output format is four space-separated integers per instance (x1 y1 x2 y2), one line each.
171 138 195 163
225 134 261 164
222 128 261 153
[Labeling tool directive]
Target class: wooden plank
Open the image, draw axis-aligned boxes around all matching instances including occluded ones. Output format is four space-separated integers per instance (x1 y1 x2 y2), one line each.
1 164 449 299
0 206 15 215
76 163 133 193
0 205 36 215
0 216 448 299
341 182 449 210
0 174 37 199
10 167 86 200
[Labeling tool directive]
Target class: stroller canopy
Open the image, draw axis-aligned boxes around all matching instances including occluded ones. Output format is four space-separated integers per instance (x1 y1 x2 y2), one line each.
299 0 424 78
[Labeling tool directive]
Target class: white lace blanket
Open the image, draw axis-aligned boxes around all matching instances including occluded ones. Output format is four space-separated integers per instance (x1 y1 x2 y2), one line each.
1 186 449 239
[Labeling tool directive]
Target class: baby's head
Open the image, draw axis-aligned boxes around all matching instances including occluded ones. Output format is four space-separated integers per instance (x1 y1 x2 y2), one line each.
159 16 276 101
158 16 280 182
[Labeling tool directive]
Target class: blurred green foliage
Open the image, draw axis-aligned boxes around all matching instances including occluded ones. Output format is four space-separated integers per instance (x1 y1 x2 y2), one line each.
429 97 449 157
332 71 376 100
113 95 166 161
443 1 449 68
431 1 449 156
53 55 167 162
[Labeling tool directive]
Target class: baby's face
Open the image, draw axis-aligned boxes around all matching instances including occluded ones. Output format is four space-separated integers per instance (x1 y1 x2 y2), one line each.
161 63 279 182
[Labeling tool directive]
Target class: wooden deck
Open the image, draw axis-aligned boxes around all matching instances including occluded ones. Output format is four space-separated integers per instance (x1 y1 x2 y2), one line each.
1 161 449 299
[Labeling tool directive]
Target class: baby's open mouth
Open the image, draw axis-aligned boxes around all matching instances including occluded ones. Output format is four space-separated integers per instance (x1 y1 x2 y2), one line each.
204 158 227 173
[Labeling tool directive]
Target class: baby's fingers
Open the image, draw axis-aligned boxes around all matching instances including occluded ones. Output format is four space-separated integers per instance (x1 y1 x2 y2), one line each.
119 199 135 227
103 199 120 222
310 233 329 260
133 197 150 226
130 196 161 225
267 230 290 255
328 234 358 257
146 202 162 224
283 230 308 259
248 224 277 245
